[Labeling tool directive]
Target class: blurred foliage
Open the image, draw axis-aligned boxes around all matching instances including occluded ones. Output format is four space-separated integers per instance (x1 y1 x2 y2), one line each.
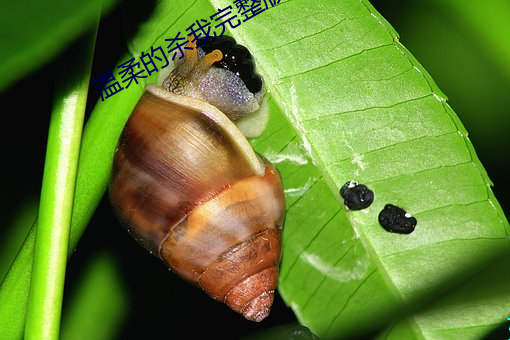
0 198 38 281
0 0 117 92
60 253 128 340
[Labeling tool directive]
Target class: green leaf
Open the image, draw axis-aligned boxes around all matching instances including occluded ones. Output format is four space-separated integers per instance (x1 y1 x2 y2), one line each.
2 0 509 338
0 0 117 92
211 0 509 337
210 0 509 337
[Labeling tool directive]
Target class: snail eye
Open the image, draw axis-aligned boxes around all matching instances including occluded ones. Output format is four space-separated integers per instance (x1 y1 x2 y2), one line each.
199 36 262 94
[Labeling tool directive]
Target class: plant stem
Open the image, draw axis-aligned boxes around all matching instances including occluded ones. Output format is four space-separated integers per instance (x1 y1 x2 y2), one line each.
24 26 98 340
0 54 143 340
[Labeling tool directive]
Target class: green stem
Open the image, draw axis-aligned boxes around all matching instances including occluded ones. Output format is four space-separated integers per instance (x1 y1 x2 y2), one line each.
0 48 142 340
23 26 98 340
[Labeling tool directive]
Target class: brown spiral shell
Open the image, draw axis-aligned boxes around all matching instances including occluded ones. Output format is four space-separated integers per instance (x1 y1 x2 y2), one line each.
109 85 285 322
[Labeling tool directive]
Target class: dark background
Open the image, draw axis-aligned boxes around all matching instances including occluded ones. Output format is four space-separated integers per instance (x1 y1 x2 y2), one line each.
1 1 508 338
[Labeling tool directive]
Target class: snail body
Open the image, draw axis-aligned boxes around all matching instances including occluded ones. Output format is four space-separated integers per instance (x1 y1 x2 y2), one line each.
110 37 285 321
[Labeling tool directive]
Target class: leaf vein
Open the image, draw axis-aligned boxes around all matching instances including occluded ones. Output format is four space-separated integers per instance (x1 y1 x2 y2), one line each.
282 204 340 282
257 18 348 53
332 130 460 166
324 268 377 335
279 43 393 80
301 243 355 312
302 93 432 123
381 237 508 260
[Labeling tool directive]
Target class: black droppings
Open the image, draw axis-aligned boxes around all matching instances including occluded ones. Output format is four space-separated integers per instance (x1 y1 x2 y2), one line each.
339 180 374 210
378 204 417 234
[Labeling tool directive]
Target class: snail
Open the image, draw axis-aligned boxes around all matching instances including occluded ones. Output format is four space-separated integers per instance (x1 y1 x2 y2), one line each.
109 36 285 322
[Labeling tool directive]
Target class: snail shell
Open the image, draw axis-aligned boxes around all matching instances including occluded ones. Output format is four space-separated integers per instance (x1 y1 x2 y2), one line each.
109 37 285 322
